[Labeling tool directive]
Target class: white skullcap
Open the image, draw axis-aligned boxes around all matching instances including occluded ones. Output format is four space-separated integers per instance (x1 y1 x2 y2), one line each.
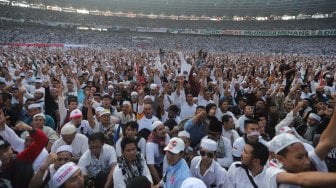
35 78 43 83
181 177 207 188
28 103 41 109
70 109 82 119
178 131 190 139
122 101 131 106
108 85 114 89
100 109 111 117
61 123 77 135
278 126 293 135
131 91 138 96
56 145 73 155
33 113 45 120
150 83 157 90
269 133 301 154
308 113 321 122
144 95 153 102
152 121 163 131
164 137 185 154
200 138 217 152
53 162 79 187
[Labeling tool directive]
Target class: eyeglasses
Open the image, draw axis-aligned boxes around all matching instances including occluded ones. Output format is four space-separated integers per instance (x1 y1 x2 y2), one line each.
200 150 215 158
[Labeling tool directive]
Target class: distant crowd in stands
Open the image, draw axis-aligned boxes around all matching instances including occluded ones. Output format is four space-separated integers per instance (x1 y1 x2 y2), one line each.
1 5 336 30
1 21 336 55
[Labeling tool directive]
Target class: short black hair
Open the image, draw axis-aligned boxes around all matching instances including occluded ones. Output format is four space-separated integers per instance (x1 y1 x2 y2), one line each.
244 119 259 129
205 103 217 113
121 137 137 152
126 176 151 188
248 142 269 166
67 96 78 105
88 132 105 144
122 121 139 136
222 114 232 123
196 105 206 110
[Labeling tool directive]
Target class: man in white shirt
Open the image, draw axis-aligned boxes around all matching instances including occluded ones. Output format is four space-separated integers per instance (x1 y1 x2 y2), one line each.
180 92 197 120
146 121 170 184
228 141 269 188
111 137 152 188
190 138 231 188
237 105 254 134
51 123 89 161
233 119 268 161
265 110 336 188
203 119 233 168
69 109 94 136
137 103 159 139
221 114 240 146
78 132 117 187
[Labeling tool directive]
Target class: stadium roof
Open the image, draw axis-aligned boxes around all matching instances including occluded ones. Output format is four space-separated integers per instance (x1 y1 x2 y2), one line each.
37 0 336 17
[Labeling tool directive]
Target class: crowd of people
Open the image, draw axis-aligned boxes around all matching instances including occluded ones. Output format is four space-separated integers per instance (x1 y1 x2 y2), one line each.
1 5 336 30
0 40 335 188
1 22 336 55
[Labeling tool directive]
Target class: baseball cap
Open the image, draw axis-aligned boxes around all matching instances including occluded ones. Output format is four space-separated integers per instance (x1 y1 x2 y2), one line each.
164 137 185 154
70 109 82 119
100 109 111 117
53 162 79 187
269 133 301 154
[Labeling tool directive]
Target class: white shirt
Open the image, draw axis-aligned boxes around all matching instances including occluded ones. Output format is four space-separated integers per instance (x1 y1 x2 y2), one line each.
0 124 25 152
180 102 197 120
76 120 94 135
264 150 328 188
228 161 268 188
202 136 233 168
238 115 249 134
137 115 159 132
113 155 153 188
115 136 146 158
197 95 213 107
78 144 117 177
222 128 240 146
51 133 89 158
190 156 231 188
146 135 170 165
232 137 269 158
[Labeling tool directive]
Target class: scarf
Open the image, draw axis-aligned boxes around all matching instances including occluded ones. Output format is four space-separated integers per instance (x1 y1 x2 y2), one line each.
147 132 166 154
118 153 145 184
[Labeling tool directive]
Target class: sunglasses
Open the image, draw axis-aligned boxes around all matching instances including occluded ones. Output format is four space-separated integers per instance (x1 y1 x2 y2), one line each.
200 150 215 158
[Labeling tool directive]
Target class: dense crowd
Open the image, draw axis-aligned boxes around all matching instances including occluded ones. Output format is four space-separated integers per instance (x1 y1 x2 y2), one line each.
1 22 336 55
1 5 336 30
0 40 335 188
